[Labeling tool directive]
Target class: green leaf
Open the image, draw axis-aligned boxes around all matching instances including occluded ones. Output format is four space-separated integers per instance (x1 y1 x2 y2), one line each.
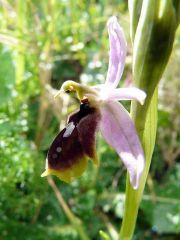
128 0 143 41
133 0 178 101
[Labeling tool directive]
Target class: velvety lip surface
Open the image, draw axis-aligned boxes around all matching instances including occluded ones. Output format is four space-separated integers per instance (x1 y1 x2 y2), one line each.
47 103 100 171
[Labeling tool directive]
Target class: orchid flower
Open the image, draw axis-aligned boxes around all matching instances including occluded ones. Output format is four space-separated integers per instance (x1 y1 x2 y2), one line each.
41 16 146 190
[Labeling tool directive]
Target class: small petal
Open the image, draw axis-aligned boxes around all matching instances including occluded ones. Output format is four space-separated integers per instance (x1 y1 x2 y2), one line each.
106 87 146 105
100 100 144 189
105 16 127 88
41 102 100 182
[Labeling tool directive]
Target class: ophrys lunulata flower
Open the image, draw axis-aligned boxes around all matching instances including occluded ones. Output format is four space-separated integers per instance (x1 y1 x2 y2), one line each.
42 17 146 189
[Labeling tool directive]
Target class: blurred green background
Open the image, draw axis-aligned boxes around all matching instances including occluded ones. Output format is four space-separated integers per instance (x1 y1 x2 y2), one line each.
0 1 179 239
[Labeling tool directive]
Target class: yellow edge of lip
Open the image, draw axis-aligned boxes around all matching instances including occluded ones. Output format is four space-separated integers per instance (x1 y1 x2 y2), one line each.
41 156 89 183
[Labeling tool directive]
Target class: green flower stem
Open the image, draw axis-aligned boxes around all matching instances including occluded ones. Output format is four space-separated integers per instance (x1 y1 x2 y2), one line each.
120 89 158 239
119 0 179 239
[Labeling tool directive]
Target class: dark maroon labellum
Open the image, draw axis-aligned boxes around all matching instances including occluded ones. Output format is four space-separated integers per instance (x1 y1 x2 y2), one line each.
47 102 100 171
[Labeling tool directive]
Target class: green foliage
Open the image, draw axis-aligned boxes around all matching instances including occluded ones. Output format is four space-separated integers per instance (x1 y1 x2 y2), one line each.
0 1 179 240
0 47 15 106
141 164 180 234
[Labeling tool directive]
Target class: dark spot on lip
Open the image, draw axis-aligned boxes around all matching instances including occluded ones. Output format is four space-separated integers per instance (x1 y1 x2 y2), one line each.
68 101 94 125
79 102 90 118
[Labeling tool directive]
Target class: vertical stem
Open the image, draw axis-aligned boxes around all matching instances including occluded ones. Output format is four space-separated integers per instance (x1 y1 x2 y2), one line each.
16 0 26 85
119 89 158 239
119 0 179 238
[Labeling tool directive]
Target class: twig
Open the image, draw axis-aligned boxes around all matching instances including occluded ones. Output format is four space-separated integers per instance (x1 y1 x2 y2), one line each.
47 176 90 240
